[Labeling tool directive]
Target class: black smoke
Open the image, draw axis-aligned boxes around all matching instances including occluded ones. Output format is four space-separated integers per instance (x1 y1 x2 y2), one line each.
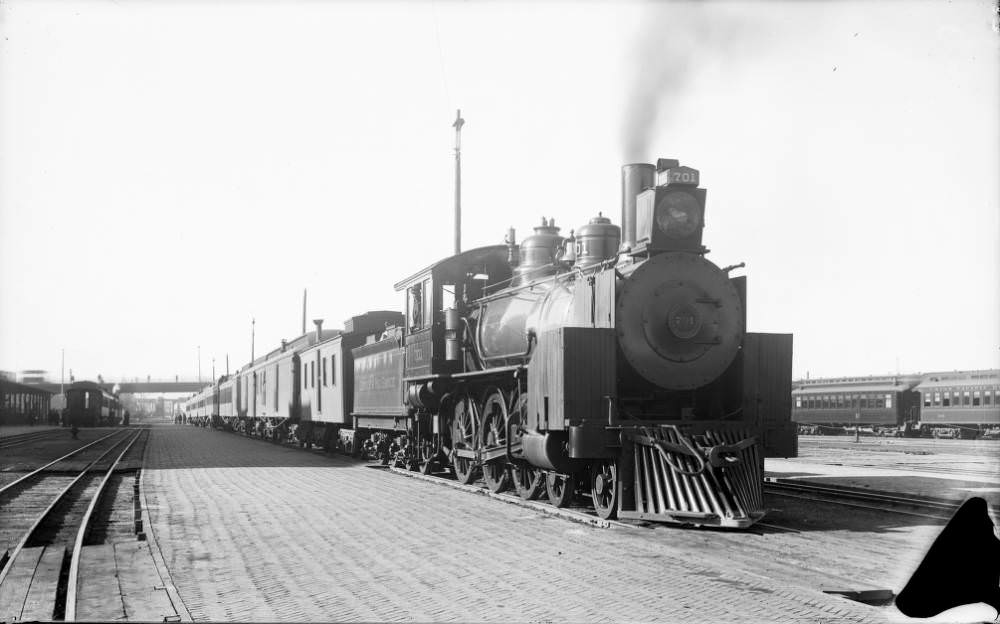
620 3 756 162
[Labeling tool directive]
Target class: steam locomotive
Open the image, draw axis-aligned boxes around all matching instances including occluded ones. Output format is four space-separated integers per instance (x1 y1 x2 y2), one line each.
186 158 793 528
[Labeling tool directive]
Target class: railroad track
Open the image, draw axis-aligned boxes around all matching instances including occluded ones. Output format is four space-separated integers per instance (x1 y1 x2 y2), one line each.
763 478 962 521
0 427 147 622
0 428 66 450
839 462 999 480
801 454 1000 480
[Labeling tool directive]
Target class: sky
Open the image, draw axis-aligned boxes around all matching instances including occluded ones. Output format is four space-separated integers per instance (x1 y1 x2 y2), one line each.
0 0 997 384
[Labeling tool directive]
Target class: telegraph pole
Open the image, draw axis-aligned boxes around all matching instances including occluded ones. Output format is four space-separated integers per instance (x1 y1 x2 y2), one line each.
453 109 464 255
198 345 201 383
60 349 65 425
251 318 256 363
302 289 307 336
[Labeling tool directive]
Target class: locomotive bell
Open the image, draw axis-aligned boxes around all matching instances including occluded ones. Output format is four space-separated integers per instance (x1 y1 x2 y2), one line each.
574 213 620 269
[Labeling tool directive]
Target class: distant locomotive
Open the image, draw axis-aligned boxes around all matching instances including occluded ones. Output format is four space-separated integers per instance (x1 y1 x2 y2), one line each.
65 380 122 427
186 158 793 528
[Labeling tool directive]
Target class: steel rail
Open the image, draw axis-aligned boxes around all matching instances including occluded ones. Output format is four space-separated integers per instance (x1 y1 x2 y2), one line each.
763 480 960 520
0 429 137 588
0 429 65 449
0 429 129 496
65 428 144 621
828 461 999 480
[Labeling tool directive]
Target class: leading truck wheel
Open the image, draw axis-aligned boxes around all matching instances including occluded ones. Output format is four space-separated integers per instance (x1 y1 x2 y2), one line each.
590 460 619 520
546 473 575 508
511 461 545 500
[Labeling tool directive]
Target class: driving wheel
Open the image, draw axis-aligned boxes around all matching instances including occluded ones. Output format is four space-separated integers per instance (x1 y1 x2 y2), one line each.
480 388 511 493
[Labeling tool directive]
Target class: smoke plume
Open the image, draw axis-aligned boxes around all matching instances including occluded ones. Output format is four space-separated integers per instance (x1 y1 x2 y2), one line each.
620 3 757 162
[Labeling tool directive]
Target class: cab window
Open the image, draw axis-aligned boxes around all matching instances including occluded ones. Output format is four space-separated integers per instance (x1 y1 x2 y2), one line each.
422 279 433 328
442 284 457 311
408 283 424 331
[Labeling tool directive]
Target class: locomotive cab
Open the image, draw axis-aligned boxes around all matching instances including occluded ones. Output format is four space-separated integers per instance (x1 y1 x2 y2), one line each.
394 246 511 381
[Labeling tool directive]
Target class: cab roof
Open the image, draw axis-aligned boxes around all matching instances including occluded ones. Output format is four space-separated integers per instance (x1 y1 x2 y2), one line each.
393 245 510 292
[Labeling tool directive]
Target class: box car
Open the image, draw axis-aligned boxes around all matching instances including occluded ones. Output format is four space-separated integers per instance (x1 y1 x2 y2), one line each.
297 312 404 449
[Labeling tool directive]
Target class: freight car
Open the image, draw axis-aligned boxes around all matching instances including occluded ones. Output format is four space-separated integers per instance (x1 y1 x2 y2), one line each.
65 380 122 427
185 158 794 528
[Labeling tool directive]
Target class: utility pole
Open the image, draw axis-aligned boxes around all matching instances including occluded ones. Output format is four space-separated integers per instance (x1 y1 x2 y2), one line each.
198 345 201 383
302 289 307 336
226 354 230 377
251 318 256 363
212 357 215 382
453 109 464 255
60 348 65 425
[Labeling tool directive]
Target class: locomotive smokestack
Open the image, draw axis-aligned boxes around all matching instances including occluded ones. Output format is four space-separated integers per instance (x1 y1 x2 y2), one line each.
621 163 655 249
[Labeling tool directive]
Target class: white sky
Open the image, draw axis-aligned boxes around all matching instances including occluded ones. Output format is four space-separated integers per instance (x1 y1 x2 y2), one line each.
1 0 997 383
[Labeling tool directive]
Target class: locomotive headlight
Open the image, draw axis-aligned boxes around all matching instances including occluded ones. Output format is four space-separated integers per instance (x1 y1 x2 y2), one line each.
655 191 701 239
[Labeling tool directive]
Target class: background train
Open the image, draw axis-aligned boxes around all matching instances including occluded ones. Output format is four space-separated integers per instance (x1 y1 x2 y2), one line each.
186 158 795 528
0 378 53 426
791 370 1000 438
64 380 123 427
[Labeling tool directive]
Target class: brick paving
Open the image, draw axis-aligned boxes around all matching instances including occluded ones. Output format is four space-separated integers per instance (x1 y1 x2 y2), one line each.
143 425 889 623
